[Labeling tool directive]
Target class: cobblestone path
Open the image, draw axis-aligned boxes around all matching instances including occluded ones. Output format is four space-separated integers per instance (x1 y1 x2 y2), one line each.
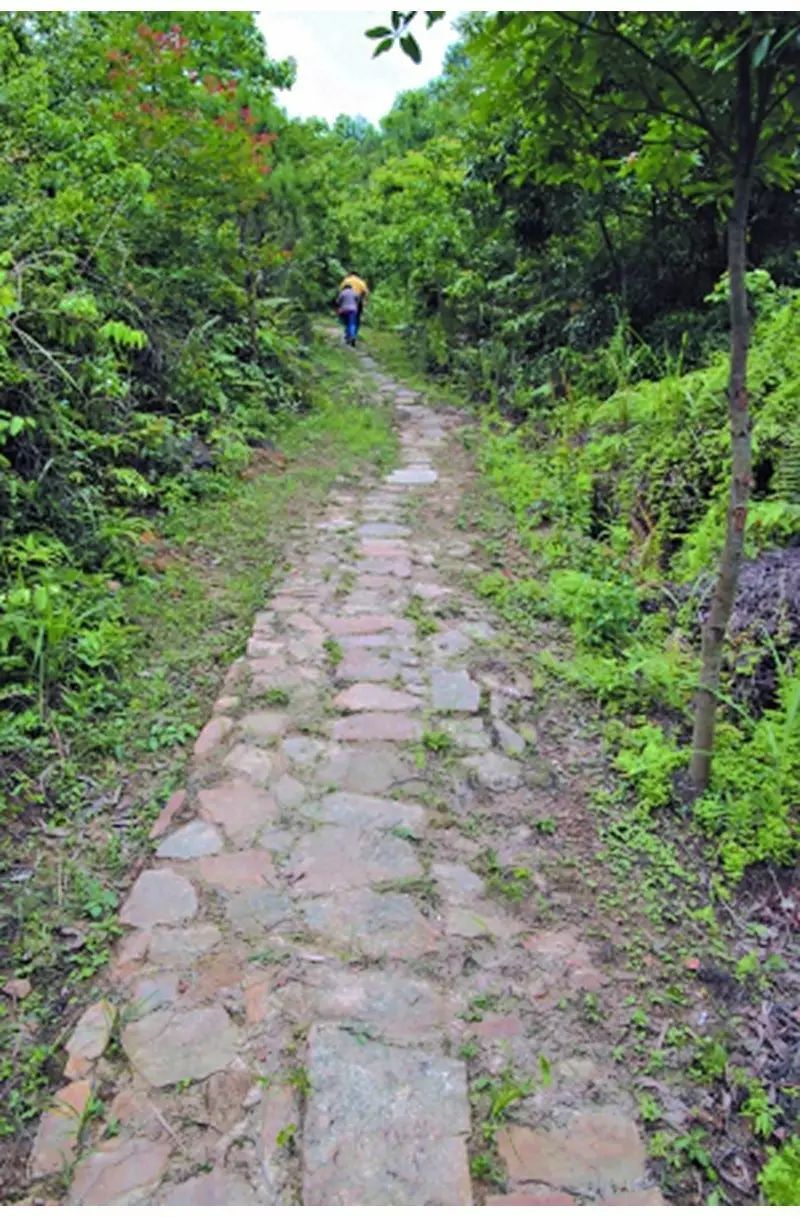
29 353 666 1204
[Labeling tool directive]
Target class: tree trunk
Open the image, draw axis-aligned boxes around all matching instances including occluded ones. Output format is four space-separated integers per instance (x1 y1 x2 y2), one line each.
689 48 755 793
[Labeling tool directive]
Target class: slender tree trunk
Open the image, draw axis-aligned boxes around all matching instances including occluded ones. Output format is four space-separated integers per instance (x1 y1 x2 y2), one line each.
689 49 755 792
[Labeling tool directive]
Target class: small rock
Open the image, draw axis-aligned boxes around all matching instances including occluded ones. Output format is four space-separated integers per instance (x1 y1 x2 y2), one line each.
120 868 197 929
155 820 223 861
3 977 31 1000
273 773 306 810
332 712 420 742
64 999 116 1079
463 751 524 792
333 683 421 713
239 710 291 742
30 1079 92 1178
495 721 526 756
196 849 275 892
431 668 480 713
223 742 274 785
122 1005 238 1088
193 716 234 759
197 780 278 846
487 1192 575 1206
148 923 221 966
160 1168 259 1205
497 1111 647 1194
69 1136 171 1204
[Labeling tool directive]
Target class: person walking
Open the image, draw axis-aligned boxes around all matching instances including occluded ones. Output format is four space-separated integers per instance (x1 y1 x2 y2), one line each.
336 282 359 346
339 272 368 337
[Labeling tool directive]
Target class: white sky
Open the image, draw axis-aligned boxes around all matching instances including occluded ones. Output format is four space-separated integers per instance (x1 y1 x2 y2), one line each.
257 10 468 126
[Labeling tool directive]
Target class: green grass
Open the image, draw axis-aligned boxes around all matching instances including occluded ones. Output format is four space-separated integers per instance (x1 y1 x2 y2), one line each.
0 334 396 1161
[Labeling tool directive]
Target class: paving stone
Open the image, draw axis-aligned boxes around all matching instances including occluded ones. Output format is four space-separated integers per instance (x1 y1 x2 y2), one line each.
324 613 410 636
432 861 484 902
123 1005 238 1088
356 556 413 578
290 826 421 894
214 694 240 713
314 744 416 795
335 651 401 683
69 1137 171 1204
160 1168 259 1205
247 636 283 658
463 751 524 792
385 467 438 485
193 715 234 758
223 742 275 785
595 1188 667 1205
282 735 326 766
360 539 410 558
120 868 197 929
318 790 426 833
431 629 471 659
332 712 421 742
308 968 455 1038
3 977 31 1000
64 999 116 1079
286 610 321 633
260 1083 297 1198
148 923 221 966
303 1026 471 1204
197 780 278 846
239 710 291 743
30 1079 92 1178
444 904 523 940
195 848 275 892
448 718 492 752
495 720 526 756
225 889 295 937
155 820 223 861
359 522 410 538
304 890 438 959
334 683 421 713
412 581 453 601
273 773 306 810
149 788 187 840
497 1111 647 1195
129 972 180 1015
431 667 481 713
258 827 295 853
473 1014 524 1041
338 631 408 651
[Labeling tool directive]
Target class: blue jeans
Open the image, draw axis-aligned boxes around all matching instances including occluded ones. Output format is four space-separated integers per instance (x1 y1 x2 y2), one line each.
341 310 358 343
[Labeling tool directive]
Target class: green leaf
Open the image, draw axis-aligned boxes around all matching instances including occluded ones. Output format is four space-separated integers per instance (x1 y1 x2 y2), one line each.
400 32 422 64
753 31 772 68
365 25 392 39
425 11 445 28
373 37 394 57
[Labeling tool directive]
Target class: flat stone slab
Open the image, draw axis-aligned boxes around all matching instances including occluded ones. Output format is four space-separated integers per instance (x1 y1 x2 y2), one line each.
431 630 471 660
318 791 427 833
148 924 221 966
334 683 421 713
324 614 410 636
431 668 481 713
332 712 421 743
155 820 223 861
64 999 116 1079
69 1136 171 1205
223 743 275 785
314 745 416 796
282 736 326 766
308 969 455 1039
120 869 197 929
444 904 523 940
303 1026 471 1204
356 557 413 578
335 652 400 683
290 827 421 894
498 1111 648 1196
197 780 278 846
159 1168 260 1205
358 522 410 538
239 710 291 742
193 715 233 758
195 848 275 892
463 751 524 792
122 1005 238 1088
30 1079 92 1178
385 468 438 485
304 890 438 959
225 888 295 937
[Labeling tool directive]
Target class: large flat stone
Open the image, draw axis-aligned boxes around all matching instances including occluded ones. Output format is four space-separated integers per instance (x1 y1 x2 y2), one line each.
225 888 295 937
304 890 438 959
223 743 275 785
332 712 420 742
197 780 278 846
324 614 410 636
30 1079 92 1178
147 924 221 966
120 868 197 929
463 751 524 792
290 827 420 894
335 651 400 682
431 668 481 713
318 791 427 833
308 969 455 1039
358 522 410 538
195 848 275 892
334 683 420 713
239 710 291 742
303 1027 471 1204
69 1137 171 1205
64 999 116 1079
155 820 223 861
122 1005 238 1088
314 744 416 795
160 1168 259 1205
356 557 413 578
498 1111 648 1196
385 468 438 485
193 716 234 759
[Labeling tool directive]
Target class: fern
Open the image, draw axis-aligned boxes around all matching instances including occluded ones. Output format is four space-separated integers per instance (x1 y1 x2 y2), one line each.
774 431 800 504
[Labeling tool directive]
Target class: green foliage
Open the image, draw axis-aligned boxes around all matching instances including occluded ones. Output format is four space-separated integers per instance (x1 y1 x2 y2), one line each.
760 1137 800 1205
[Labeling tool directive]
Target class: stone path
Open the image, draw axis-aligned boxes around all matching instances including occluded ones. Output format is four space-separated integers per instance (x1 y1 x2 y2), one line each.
28 351 666 1204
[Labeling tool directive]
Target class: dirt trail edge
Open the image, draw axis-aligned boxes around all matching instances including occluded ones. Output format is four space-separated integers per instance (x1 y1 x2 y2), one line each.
26 349 667 1205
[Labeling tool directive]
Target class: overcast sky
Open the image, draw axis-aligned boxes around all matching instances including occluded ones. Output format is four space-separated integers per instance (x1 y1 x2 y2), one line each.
258 11 467 127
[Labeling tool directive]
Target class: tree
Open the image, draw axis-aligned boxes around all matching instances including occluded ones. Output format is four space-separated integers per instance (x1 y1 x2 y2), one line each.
376 11 800 789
